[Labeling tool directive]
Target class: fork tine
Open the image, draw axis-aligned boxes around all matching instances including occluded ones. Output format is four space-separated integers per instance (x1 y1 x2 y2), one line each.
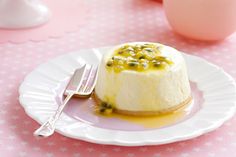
78 65 93 93
85 66 98 94
76 65 98 97
64 64 88 96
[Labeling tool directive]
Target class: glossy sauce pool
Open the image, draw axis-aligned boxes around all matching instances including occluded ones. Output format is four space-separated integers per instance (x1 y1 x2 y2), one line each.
61 82 203 131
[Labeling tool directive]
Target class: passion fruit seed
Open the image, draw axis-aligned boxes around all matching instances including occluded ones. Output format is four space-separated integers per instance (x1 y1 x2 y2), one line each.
127 61 139 67
153 61 168 69
101 102 107 107
134 44 142 50
99 102 113 114
141 45 149 49
106 104 113 109
101 102 113 108
99 108 106 113
152 60 157 63
128 58 138 62
112 56 122 60
139 58 148 63
139 55 145 59
106 60 113 67
161 61 168 66
129 51 136 57
126 47 134 51
153 62 161 67
143 48 153 53
156 56 167 61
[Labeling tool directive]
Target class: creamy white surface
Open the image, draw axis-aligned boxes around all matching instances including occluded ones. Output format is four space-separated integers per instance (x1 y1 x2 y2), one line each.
95 42 191 111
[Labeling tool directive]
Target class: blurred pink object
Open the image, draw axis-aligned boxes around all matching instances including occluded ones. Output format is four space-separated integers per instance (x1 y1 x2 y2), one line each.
0 0 89 43
163 0 236 41
0 0 50 29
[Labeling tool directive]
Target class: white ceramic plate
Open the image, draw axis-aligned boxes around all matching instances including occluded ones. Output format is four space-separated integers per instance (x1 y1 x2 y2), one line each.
19 47 236 146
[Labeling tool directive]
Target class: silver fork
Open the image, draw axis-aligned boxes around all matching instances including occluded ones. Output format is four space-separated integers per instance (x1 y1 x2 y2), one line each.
33 64 98 137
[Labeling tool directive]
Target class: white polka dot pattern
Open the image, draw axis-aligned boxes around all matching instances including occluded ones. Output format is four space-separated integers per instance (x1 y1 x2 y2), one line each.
1 0 236 156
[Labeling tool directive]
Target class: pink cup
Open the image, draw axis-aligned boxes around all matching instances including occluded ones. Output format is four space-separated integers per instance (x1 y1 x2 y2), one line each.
163 0 236 41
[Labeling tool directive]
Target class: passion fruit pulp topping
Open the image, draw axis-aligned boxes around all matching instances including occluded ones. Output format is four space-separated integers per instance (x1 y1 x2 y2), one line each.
106 43 173 72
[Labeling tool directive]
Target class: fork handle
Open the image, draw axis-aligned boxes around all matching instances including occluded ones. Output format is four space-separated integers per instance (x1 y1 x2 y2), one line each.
33 93 74 137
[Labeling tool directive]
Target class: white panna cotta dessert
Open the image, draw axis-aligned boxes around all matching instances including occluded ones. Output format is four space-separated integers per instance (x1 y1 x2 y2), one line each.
94 42 191 116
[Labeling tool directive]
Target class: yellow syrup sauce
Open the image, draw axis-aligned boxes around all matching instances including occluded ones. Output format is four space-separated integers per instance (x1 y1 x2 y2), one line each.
95 101 193 129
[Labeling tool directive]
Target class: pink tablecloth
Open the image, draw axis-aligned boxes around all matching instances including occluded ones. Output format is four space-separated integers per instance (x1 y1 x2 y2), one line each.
1 0 236 156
